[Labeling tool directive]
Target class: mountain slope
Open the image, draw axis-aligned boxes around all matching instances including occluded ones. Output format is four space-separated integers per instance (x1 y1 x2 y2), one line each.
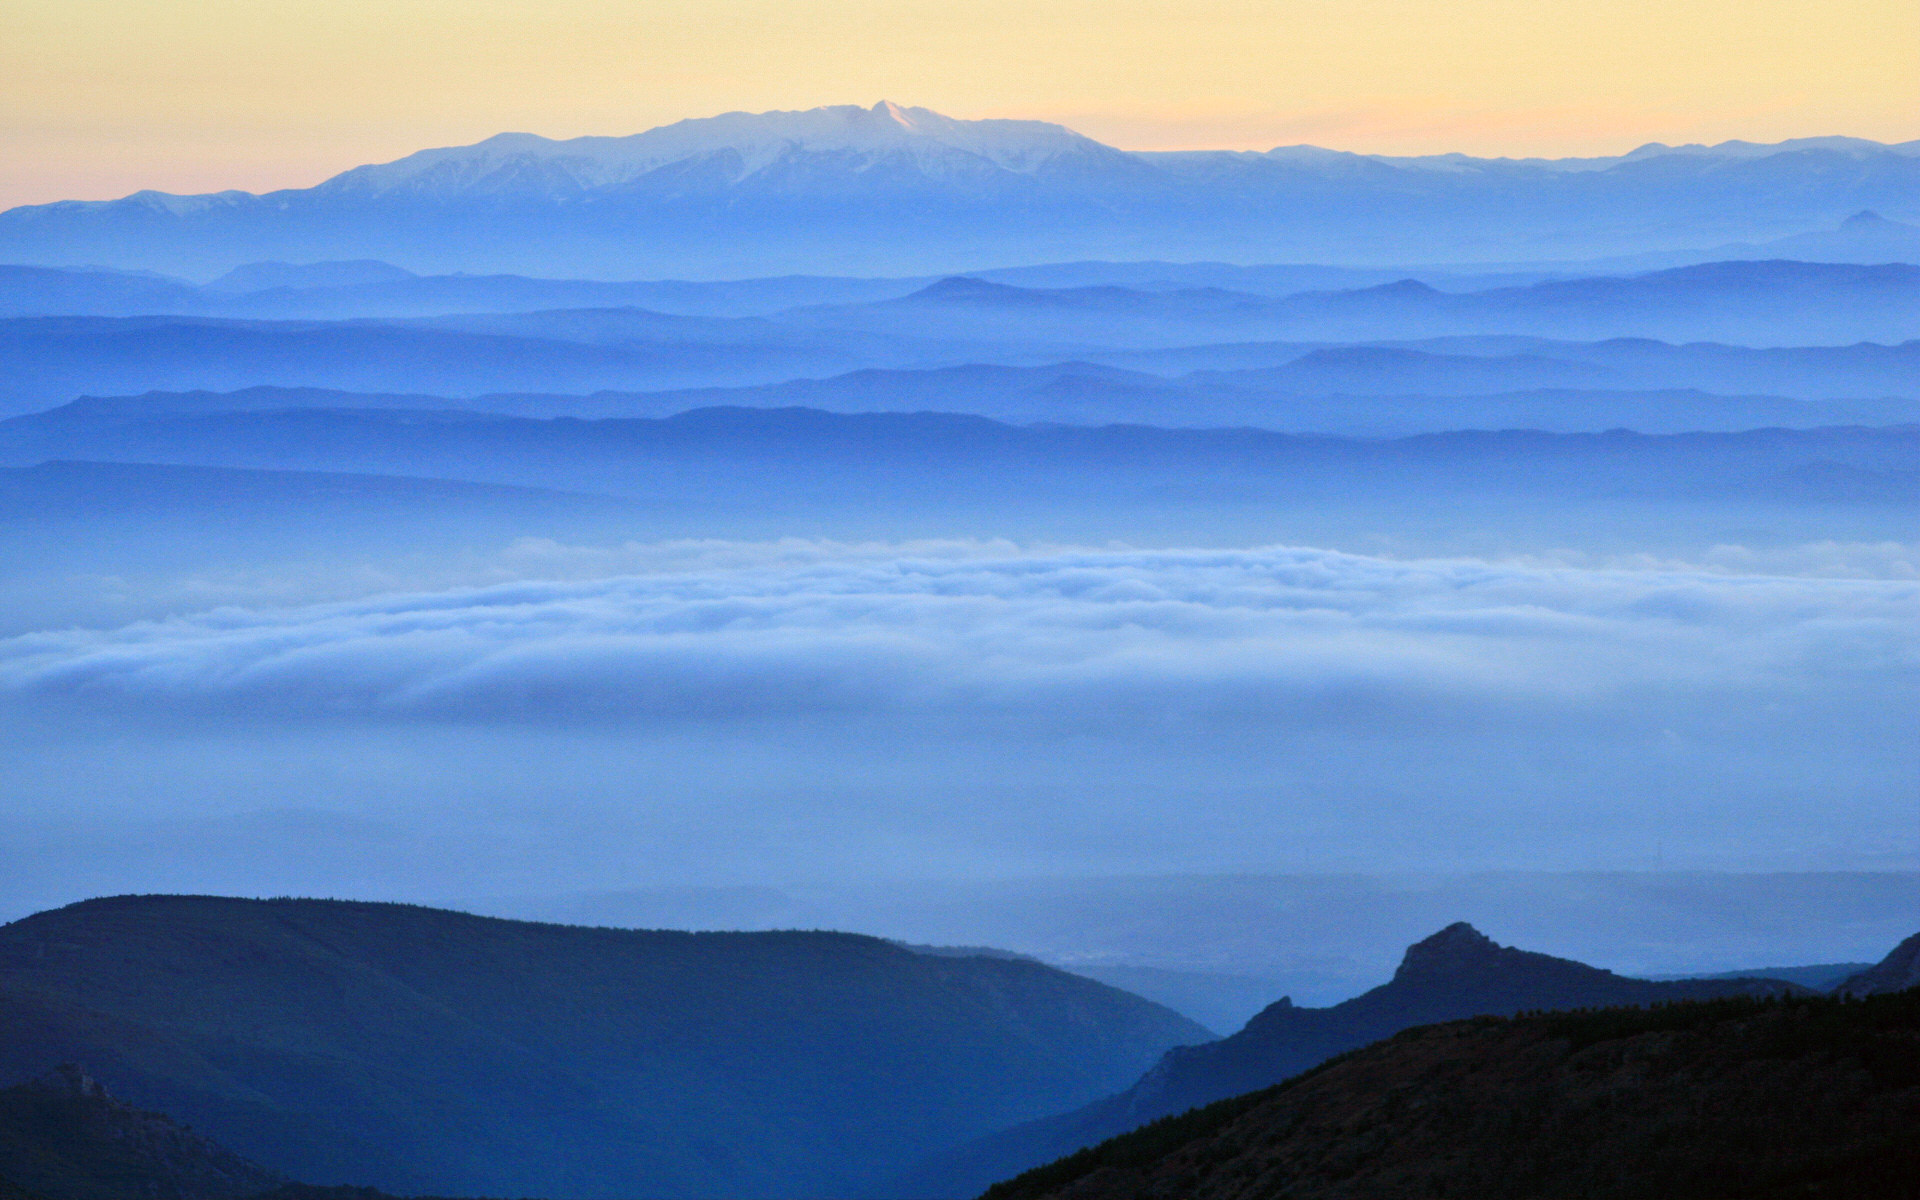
0 895 1210 1200
4 106 1917 276
1839 931 1920 996
0 1065 281 1200
910 924 1809 1196
985 989 1920 1200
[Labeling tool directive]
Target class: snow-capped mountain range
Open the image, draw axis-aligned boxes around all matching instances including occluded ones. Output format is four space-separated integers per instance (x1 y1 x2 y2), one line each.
316 102 1135 199
5 102 1918 277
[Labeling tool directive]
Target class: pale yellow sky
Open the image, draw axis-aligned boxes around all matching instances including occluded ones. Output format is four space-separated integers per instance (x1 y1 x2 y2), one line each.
2 0 1916 209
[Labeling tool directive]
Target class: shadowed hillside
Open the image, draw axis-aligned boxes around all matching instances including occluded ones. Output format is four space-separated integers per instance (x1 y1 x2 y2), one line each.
909 923 1808 1196
0 896 1209 1200
0 1065 280 1200
984 989 1920 1200
1840 932 1920 996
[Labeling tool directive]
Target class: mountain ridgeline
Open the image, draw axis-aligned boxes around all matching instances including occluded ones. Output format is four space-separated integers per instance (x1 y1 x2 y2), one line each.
905 923 1812 1196
4 408 1916 638
1839 932 1920 996
5 905 1914 1200
0 896 1208 1200
984 989 1920 1200
3 104 1918 274
2 261 1919 418
1 96 1918 1200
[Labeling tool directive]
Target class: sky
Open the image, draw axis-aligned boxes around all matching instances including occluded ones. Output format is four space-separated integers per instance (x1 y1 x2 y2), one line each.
3 0 1917 209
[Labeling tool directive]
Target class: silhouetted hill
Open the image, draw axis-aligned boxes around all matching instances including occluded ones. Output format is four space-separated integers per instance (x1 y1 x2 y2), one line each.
0 895 1209 1200
1839 932 1920 996
986 989 1920 1200
0 1064 281 1200
911 924 1808 1196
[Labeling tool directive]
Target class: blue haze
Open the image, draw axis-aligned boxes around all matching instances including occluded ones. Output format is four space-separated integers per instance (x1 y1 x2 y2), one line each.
0 104 1915 1000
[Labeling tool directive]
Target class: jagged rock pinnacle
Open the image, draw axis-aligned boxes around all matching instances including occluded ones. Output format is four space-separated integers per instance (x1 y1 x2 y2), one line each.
1394 922 1502 981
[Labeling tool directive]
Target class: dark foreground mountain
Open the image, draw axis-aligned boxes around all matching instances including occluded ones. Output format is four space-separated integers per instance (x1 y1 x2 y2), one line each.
911 924 1808 1196
0 1064 281 1199
0 1065 494 1200
0 1064 497 1200
1840 931 1920 995
0 896 1208 1199
985 989 1920 1200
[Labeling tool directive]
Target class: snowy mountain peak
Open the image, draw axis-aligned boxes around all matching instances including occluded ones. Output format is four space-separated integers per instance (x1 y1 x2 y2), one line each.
315 103 1123 200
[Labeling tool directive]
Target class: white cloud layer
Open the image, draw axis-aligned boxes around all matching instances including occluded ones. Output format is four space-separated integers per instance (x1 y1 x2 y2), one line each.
2 541 1917 906
5 543 1915 726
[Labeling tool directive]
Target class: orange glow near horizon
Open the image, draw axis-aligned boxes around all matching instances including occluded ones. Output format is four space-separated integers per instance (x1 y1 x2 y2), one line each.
1 0 1915 209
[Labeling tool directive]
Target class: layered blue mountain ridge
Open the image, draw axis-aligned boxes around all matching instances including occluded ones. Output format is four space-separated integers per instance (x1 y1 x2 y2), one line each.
4 102 1918 276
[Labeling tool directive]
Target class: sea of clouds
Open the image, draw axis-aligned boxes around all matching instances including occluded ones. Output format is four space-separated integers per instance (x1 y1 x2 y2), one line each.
5 542 1914 722
1 541 1914 910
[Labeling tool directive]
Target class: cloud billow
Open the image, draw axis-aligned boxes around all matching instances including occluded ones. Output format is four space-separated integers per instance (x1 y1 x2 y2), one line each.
4 545 1912 731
